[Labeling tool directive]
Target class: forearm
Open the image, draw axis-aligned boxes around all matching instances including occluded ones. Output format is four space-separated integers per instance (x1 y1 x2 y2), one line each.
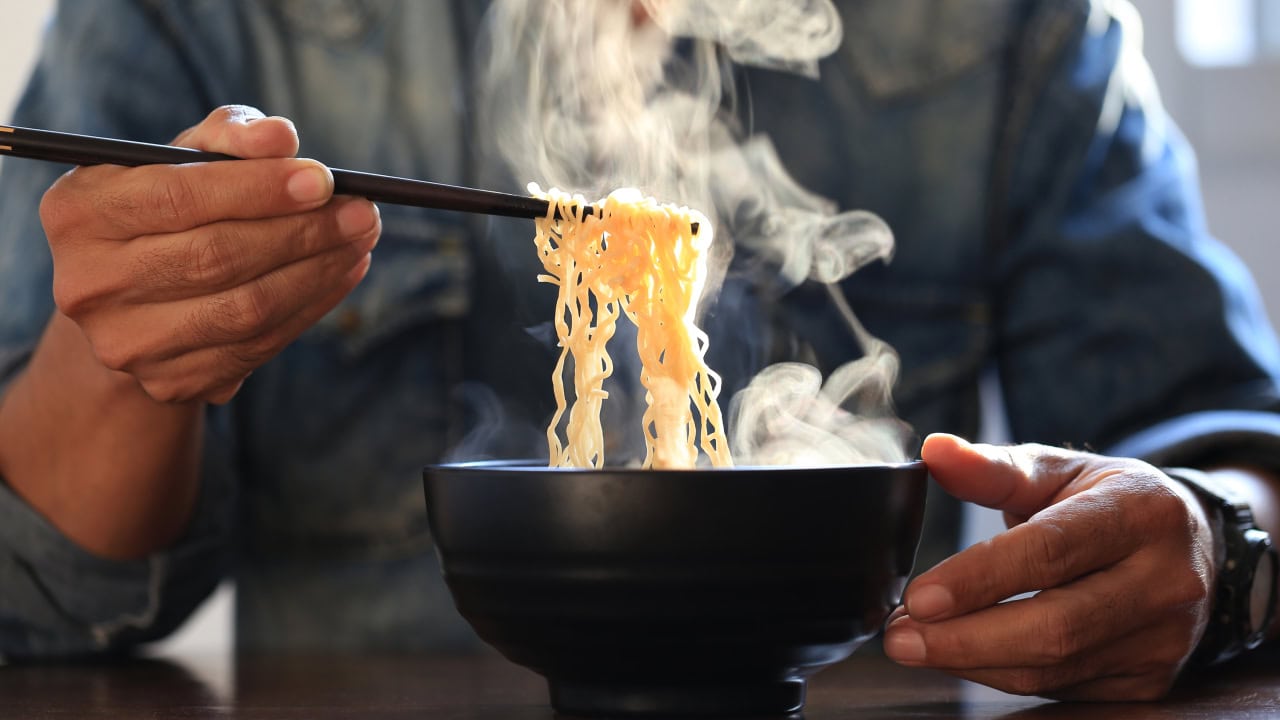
0 312 203 561
1206 465 1280 641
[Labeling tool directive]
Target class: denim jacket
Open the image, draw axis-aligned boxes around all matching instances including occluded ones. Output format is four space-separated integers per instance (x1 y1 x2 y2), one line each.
3 0 1280 657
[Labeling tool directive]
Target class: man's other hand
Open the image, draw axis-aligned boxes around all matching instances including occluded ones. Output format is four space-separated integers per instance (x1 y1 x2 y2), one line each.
883 433 1216 700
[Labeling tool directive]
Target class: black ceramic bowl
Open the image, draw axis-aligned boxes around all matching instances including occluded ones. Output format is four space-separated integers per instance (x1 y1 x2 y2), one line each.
422 461 928 717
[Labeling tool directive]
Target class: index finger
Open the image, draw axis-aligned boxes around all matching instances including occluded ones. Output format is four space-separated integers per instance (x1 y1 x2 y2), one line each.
903 491 1138 622
172 106 300 159
51 157 334 240
890 558 1176 669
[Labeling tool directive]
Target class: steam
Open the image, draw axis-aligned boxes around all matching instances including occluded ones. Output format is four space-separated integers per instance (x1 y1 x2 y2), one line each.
477 0 910 465
639 0 843 78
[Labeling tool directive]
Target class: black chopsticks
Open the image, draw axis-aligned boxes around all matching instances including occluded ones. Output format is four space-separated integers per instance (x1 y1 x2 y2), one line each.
0 124 557 221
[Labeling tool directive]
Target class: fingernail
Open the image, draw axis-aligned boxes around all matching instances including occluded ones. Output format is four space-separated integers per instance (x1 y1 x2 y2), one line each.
906 584 954 620
287 165 331 203
338 200 378 238
886 604 908 626
884 628 926 664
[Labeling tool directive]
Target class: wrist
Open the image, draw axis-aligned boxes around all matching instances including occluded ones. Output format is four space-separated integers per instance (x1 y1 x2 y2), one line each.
0 312 205 559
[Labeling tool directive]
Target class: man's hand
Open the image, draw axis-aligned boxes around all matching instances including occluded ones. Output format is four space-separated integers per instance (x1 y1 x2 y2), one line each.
883 433 1217 700
40 105 380 404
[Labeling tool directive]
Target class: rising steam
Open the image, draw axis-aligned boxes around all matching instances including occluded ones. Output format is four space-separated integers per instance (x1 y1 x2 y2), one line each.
477 0 910 465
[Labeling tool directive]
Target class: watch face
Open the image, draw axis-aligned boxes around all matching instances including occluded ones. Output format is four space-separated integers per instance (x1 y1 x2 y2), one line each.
1249 543 1277 636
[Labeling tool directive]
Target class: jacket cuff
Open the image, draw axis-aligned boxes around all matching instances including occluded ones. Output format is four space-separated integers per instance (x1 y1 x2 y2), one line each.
0 474 226 659
1104 410 1280 472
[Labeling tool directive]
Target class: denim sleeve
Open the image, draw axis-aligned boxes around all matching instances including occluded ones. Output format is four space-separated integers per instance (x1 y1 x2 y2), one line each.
0 0 233 659
995 7 1280 469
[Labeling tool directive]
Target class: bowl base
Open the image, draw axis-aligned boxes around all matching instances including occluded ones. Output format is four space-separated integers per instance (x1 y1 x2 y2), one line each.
548 678 806 717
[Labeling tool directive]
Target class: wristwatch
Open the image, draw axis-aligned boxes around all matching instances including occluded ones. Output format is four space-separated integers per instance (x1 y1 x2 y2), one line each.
1164 467 1278 666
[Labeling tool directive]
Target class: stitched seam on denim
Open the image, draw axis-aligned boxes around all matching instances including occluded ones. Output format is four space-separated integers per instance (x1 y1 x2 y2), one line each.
88 556 165 649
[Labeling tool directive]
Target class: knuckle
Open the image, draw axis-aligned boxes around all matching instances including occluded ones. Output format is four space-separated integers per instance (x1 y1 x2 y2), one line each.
186 295 240 345
140 377 196 404
144 174 203 226
226 104 264 121
135 230 249 293
189 229 245 287
51 271 94 317
139 379 180 404
38 180 78 238
1038 606 1080 663
209 106 237 125
210 104 251 127
1171 565 1212 608
192 282 277 348
1030 446 1080 478
224 342 271 373
1145 476 1188 517
234 279 278 333
287 211 334 254
144 366 248 405
90 335 139 373
1027 521 1072 581
194 105 270 155
246 328 284 359
53 269 133 321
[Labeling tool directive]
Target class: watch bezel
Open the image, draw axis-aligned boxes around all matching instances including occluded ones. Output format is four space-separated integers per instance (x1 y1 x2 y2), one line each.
1244 529 1277 649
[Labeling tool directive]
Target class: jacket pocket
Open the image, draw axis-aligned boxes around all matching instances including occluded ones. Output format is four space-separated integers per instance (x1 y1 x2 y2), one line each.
306 205 470 359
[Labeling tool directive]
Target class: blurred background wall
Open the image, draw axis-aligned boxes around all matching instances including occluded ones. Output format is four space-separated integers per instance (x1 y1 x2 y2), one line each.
2 0 1278 652
0 1 50 116
1131 0 1280 320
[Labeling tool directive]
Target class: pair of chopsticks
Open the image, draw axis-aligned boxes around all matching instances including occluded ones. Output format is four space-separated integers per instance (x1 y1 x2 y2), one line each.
0 124 563 221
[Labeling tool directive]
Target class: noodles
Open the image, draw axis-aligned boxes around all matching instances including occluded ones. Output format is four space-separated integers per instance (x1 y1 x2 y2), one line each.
531 184 733 469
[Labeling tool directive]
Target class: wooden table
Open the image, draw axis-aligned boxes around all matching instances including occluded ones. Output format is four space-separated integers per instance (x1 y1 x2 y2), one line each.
1 645 1277 719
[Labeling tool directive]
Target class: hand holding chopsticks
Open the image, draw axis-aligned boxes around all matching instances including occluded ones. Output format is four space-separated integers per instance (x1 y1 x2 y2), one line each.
16 103 701 408
0 123 559 221
27 110 393 405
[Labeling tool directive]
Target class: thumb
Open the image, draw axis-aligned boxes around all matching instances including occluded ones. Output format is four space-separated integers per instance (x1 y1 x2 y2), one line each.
171 105 300 160
921 433 1087 521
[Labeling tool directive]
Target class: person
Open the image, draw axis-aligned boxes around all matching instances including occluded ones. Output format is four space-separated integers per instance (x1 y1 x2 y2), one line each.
1 0 1277 702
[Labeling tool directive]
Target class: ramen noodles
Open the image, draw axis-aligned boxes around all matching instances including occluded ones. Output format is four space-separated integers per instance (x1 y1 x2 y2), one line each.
531 184 732 469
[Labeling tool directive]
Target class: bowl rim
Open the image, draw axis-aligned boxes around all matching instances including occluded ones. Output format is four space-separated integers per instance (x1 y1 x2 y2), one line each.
427 459 927 475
